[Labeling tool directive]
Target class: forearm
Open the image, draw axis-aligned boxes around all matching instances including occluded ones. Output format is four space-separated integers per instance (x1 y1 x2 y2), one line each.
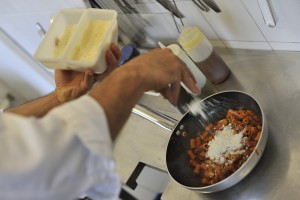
4 92 62 117
89 66 145 139
89 48 200 139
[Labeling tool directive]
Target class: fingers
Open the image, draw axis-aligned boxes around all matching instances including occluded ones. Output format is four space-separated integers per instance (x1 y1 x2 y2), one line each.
93 50 115 83
160 87 171 101
110 43 122 62
82 69 95 91
106 43 122 69
169 82 181 105
181 70 201 95
183 64 197 84
106 49 118 69
160 82 181 106
172 53 197 87
94 43 121 84
173 54 200 95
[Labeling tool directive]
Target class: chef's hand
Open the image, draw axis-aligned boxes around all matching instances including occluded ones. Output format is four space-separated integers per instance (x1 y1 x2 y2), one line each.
93 43 122 83
125 48 200 105
55 43 121 103
89 48 201 138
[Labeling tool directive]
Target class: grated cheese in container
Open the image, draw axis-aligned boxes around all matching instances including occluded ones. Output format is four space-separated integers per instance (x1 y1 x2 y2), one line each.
34 8 118 73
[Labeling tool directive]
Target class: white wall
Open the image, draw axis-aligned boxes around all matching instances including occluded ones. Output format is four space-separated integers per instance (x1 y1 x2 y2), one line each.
0 29 55 102
0 0 86 103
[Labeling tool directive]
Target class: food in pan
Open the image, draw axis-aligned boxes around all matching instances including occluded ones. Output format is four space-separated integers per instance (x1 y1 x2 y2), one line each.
187 109 262 185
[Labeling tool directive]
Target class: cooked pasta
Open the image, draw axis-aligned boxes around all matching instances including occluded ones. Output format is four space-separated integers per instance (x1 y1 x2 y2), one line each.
187 109 262 186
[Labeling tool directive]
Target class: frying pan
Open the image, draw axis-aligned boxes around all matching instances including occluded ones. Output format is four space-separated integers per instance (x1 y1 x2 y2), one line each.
133 90 268 192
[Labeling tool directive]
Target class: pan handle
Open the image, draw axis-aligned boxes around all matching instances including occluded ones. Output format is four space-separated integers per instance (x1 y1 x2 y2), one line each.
132 104 179 132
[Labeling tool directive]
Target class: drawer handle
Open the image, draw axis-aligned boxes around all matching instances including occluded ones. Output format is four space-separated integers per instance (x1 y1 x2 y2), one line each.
257 0 276 27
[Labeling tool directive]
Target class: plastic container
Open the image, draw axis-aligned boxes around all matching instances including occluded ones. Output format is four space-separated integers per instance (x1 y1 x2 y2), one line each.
166 44 207 95
178 27 230 84
34 8 118 73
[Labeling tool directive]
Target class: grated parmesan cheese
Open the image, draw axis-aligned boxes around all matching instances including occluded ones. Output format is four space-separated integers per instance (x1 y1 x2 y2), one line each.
54 24 76 57
187 98 208 120
206 125 244 164
72 20 111 61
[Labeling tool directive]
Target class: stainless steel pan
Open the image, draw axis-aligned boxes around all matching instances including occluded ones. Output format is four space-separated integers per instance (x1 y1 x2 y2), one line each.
133 90 268 192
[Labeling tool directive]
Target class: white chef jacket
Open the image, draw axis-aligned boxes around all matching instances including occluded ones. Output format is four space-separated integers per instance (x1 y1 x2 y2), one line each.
0 95 121 200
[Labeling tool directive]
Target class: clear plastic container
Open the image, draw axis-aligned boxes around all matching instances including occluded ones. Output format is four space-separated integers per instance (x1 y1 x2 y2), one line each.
34 8 118 73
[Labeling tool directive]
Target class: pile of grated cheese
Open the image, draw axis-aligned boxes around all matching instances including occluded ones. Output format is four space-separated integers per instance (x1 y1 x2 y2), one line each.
206 125 244 164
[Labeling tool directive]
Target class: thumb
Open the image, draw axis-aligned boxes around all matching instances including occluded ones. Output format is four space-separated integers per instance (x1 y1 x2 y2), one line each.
81 69 95 91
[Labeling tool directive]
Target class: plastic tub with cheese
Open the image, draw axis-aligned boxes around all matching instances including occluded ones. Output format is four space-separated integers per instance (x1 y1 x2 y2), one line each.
34 8 118 73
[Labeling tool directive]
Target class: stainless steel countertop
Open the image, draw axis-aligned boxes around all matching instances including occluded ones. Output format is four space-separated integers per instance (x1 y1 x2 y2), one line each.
114 48 300 200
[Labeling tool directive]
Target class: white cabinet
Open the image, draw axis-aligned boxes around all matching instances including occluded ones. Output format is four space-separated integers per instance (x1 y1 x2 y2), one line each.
0 0 86 100
196 0 271 50
242 0 300 50
103 0 300 51
0 29 55 101
121 0 222 47
3 0 300 53
0 11 53 56
129 0 273 50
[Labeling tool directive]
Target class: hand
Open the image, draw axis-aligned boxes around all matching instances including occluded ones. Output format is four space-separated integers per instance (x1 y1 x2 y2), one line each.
125 48 200 105
94 43 122 83
55 43 121 103
88 48 200 138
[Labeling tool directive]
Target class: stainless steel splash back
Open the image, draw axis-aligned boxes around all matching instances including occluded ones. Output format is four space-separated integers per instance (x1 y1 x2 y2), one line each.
87 0 185 48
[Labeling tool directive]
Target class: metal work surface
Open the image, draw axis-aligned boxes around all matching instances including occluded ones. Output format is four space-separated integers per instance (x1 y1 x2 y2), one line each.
114 48 300 200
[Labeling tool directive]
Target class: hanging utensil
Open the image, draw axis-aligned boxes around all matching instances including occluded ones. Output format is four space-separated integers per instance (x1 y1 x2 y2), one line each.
120 0 139 14
88 0 102 9
156 0 185 18
202 0 221 13
192 0 210 12
160 0 185 33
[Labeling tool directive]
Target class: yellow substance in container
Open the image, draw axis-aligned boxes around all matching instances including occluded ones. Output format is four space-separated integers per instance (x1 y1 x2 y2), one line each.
72 20 111 61
54 24 76 57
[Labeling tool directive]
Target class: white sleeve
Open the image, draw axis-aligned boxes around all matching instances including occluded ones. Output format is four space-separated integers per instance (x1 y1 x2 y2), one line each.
0 95 121 200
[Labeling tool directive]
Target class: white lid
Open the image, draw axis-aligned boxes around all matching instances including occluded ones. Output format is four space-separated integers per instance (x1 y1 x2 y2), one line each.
178 27 213 62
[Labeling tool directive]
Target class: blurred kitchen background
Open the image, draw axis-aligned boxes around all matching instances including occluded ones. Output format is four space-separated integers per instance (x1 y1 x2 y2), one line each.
1 0 300 199
1 0 300 108
1 0 300 107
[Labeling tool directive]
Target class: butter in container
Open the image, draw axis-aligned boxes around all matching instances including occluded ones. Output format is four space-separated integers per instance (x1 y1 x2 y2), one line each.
34 8 118 74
